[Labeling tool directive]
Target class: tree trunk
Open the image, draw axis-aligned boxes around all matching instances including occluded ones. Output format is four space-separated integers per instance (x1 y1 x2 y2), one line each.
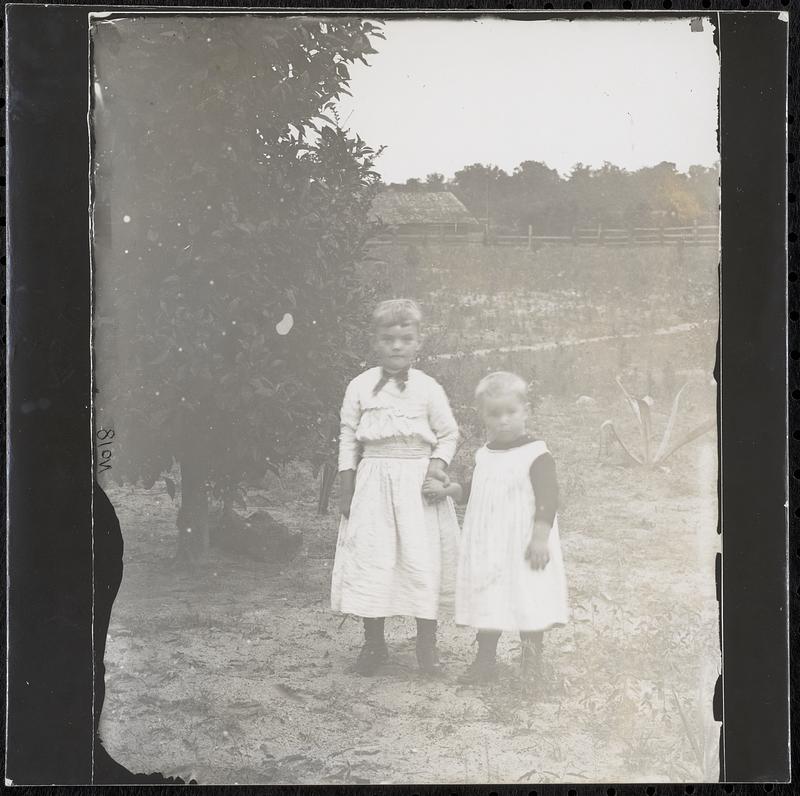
176 456 210 565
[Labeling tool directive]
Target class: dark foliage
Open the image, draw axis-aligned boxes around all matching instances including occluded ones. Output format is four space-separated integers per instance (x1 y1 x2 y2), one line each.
92 17 385 543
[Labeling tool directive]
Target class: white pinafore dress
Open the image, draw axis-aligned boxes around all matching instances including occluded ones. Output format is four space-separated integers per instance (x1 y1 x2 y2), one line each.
455 440 569 632
330 368 461 620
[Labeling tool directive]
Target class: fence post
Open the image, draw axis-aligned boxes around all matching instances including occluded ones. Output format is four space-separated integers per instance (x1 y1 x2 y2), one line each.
528 224 533 250
598 222 604 246
693 218 699 245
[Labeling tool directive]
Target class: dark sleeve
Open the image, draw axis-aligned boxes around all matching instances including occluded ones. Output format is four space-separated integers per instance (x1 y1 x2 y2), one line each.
530 452 558 525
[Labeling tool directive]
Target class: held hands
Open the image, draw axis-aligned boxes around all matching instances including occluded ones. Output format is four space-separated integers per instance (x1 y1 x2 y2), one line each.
422 477 448 503
422 459 451 504
425 458 450 488
525 521 551 570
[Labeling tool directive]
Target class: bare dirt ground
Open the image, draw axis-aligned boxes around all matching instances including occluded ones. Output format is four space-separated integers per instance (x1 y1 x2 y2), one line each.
100 390 720 785
99 244 720 784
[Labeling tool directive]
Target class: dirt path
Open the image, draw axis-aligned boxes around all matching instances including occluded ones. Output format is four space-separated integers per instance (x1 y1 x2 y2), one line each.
99 395 720 785
429 319 717 362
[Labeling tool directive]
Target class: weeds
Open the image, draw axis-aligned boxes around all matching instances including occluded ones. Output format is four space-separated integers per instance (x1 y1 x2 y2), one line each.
600 377 714 467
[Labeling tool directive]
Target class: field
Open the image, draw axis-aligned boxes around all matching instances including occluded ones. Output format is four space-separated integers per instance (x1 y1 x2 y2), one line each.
98 242 721 784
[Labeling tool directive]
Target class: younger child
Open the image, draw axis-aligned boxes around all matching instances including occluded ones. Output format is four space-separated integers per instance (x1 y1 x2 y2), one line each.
330 299 461 676
450 371 568 683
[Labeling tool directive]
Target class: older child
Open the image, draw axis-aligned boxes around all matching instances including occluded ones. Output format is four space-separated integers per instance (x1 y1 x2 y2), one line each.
330 299 461 676
449 371 568 684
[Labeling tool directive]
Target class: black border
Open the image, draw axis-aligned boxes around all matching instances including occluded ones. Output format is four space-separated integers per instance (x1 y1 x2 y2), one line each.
717 11 789 783
4 2 792 787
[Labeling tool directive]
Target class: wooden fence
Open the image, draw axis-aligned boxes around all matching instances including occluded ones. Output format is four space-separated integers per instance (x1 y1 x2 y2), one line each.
366 222 719 249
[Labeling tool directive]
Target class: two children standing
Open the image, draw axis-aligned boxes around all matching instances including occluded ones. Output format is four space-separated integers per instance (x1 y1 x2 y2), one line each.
330 299 568 683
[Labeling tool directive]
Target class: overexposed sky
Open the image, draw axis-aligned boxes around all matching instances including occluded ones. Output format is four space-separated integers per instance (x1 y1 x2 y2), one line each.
336 16 720 182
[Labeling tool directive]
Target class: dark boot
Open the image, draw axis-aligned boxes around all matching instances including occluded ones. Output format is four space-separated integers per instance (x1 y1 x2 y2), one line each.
520 631 543 681
354 617 388 676
458 631 500 684
415 618 443 676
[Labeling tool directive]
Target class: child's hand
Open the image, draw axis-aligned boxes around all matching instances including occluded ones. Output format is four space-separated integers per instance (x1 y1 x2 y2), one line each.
422 477 447 502
525 523 551 570
425 458 450 487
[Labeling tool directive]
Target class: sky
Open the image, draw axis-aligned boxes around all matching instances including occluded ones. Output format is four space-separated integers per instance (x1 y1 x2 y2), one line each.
335 16 720 183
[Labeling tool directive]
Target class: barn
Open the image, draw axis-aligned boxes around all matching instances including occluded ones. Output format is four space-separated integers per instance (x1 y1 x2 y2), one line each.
368 190 482 237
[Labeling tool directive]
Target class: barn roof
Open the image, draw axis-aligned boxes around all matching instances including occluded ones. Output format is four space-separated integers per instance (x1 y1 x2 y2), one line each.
369 190 479 226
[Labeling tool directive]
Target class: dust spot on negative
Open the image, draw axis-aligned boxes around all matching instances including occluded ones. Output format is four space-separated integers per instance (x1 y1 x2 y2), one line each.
276 313 294 336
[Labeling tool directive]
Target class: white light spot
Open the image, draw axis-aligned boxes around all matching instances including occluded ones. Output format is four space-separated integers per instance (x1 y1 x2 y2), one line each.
123 249 129 254
178 347 183 352
155 391 160 396
276 313 294 336
186 527 191 533
209 280 215 286
177 222 182 227
231 320 236 325
123 214 131 224
181 396 186 402
206 37 212 42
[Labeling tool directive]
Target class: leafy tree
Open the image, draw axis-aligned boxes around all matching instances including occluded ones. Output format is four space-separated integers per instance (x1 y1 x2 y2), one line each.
686 164 721 224
451 163 509 227
92 16 385 563
631 162 702 224
405 158 720 233
507 160 564 233
425 172 446 191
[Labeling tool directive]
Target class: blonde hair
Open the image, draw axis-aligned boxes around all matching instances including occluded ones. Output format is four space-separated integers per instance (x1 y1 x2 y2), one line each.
372 299 422 329
475 371 528 405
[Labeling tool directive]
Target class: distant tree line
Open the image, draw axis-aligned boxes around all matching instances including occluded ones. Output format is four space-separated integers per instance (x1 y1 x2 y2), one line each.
385 160 720 234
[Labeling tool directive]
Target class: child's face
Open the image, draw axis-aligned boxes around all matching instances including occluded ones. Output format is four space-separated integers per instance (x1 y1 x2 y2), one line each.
374 323 421 371
481 393 528 443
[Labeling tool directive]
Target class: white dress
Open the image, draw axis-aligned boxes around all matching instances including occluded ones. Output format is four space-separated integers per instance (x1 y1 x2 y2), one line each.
455 440 569 632
330 367 461 620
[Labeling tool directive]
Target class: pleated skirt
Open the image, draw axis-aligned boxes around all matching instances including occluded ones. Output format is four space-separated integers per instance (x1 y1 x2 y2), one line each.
331 447 460 620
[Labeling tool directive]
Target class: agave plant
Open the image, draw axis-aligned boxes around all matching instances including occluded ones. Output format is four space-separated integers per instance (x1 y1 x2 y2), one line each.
600 377 715 467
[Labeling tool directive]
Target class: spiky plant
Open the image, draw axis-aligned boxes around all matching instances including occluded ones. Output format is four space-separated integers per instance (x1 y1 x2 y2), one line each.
600 377 715 467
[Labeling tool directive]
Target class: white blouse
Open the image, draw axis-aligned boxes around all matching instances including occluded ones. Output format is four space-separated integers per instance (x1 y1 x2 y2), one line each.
338 367 459 472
